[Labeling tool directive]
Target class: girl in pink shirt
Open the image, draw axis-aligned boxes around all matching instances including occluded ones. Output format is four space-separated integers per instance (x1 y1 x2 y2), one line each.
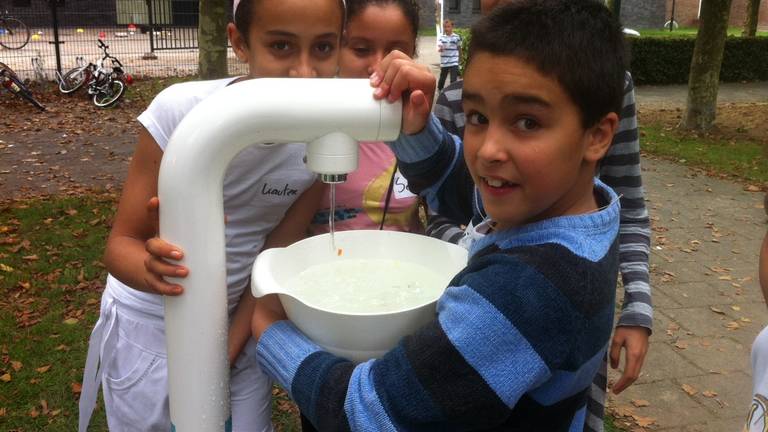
308 0 423 235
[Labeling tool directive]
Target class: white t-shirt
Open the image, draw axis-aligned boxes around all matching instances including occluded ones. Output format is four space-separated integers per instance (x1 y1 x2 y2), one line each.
107 77 316 318
747 325 768 431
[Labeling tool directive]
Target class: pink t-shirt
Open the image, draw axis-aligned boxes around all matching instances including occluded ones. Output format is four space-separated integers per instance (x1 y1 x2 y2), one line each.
309 141 422 234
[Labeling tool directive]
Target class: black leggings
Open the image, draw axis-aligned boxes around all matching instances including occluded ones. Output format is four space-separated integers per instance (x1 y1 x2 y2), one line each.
301 413 318 431
438 65 459 90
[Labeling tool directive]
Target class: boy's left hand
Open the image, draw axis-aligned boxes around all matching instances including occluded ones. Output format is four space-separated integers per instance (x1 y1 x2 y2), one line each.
251 294 287 342
609 326 650 394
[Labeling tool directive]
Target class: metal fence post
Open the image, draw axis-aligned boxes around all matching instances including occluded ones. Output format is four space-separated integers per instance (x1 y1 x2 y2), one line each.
49 0 63 74
143 0 158 59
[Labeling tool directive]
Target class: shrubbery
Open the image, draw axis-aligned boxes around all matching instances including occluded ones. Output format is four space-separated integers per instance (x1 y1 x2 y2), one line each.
628 36 768 84
456 30 768 85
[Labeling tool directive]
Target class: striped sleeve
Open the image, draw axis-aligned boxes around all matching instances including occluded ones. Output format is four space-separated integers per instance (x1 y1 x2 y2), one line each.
599 72 653 331
387 115 475 224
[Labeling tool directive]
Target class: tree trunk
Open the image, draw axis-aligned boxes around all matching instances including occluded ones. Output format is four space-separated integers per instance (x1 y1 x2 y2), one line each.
198 0 229 79
743 0 761 37
681 0 733 131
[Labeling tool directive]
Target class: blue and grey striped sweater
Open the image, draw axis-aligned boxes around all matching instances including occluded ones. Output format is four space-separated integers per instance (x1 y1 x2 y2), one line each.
251 181 620 431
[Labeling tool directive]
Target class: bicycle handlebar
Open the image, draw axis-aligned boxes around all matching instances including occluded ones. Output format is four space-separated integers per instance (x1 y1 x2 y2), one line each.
98 39 108 50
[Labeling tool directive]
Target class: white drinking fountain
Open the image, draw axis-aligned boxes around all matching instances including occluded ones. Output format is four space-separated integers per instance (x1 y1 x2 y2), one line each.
158 78 403 432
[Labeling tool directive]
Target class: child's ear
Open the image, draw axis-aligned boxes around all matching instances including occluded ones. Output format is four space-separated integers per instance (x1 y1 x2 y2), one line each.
227 23 249 63
584 112 619 163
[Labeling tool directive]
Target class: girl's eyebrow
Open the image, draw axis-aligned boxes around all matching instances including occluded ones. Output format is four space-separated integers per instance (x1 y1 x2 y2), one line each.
315 32 341 39
265 30 298 38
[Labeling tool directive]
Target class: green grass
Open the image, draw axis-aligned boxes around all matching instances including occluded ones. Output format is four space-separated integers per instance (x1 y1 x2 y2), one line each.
0 194 116 431
641 124 768 184
0 194 303 430
418 26 437 36
638 26 768 37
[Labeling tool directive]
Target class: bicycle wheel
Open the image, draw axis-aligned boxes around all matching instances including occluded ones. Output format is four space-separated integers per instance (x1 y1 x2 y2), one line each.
93 78 125 108
0 17 31 50
4 74 45 111
59 67 88 94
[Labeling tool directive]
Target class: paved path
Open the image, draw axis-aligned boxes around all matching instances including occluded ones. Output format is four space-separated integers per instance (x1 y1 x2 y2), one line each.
606 156 766 431
636 81 768 108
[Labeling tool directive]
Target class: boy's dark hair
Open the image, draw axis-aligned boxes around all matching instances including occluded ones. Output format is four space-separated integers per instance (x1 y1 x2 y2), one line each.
234 0 347 45
346 0 420 40
468 0 626 128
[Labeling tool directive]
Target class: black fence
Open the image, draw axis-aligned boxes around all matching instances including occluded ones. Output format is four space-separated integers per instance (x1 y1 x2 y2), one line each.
0 0 247 80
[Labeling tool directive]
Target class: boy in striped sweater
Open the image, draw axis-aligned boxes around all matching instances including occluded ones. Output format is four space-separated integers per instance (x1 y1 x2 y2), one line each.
429 1 652 429
249 1 625 429
437 19 462 91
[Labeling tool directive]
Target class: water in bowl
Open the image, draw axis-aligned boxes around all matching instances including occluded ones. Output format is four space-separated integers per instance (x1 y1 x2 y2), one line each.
287 258 445 314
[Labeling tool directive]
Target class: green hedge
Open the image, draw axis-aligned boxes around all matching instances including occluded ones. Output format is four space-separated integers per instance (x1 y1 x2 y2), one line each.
456 32 768 85
629 36 768 85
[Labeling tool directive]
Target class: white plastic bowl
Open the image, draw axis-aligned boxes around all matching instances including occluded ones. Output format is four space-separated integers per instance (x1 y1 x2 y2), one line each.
251 230 468 363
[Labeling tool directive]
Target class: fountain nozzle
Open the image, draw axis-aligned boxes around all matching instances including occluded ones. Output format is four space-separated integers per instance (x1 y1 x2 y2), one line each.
306 131 358 184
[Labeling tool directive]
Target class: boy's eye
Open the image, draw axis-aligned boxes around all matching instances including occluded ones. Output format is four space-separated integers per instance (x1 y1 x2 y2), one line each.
467 112 488 126
515 118 539 131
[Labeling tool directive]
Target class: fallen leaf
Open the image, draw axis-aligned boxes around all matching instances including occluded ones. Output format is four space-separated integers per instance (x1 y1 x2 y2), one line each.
0 373 11 382
745 185 762 192
702 390 718 398
631 399 650 407
709 306 725 314
35 365 51 373
21 255 38 261
54 344 69 351
0 263 14 273
71 382 82 394
634 416 657 427
40 399 48 415
674 341 689 350
682 383 698 396
29 407 39 418
0 407 6 416
10 360 22 371
65 208 78 216
49 408 61 417
62 318 79 325
741 317 752 323
731 305 741 311
725 321 741 330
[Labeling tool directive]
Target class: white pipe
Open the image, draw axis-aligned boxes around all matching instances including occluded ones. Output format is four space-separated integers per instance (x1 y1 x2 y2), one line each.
158 78 401 432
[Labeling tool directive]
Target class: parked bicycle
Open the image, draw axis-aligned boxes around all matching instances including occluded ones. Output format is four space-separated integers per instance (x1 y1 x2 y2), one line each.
0 61 45 111
58 39 132 108
0 10 30 50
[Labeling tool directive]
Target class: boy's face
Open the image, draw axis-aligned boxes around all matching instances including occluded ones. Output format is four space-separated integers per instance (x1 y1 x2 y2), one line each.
444 21 453 34
462 52 615 230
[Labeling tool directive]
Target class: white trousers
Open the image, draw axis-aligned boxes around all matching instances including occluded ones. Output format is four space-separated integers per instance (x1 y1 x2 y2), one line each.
747 325 768 432
79 289 274 432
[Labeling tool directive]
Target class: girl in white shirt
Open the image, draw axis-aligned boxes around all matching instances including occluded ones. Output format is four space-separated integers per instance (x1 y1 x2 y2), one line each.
79 1 345 431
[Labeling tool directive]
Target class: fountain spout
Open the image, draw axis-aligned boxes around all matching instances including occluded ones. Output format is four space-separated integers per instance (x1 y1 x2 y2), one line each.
158 78 401 431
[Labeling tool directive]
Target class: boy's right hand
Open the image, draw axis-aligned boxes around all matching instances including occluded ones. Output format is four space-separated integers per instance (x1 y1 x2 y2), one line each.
144 197 187 296
371 50 436 135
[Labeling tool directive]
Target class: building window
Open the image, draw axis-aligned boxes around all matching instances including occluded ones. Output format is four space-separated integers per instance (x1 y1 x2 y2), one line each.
472 0 480 12
448 0 460 12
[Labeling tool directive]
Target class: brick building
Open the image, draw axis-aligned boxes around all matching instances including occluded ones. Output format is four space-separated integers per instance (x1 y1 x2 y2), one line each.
434 0 672 30
665 0 768 28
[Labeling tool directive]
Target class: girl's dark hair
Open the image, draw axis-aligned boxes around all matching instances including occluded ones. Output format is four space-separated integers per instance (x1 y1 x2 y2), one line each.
469 0 626 128
234 0 347 44
346 0 420 39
